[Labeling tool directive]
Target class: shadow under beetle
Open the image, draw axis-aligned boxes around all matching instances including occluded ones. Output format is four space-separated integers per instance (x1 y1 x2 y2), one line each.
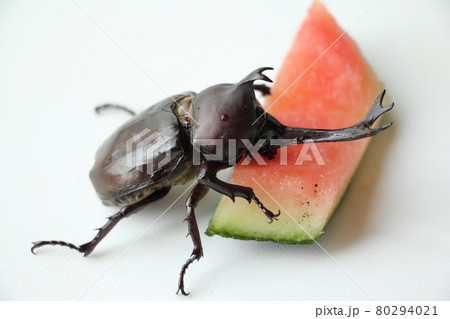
32 67 393 295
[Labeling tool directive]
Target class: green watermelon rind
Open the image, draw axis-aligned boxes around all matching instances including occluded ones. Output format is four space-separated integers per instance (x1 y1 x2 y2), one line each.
204 1 386 245
205 139 373 244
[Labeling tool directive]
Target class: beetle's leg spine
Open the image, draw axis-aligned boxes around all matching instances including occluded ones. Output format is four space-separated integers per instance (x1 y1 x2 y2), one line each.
198 167 281 222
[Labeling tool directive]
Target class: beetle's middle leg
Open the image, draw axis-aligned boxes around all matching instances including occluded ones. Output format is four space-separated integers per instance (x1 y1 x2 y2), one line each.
31 187 171 256
177 183 209 296
95 103 136 116
198 167 280 223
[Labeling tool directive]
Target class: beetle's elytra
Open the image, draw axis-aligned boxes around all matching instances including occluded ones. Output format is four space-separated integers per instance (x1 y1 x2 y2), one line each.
32 67 393 295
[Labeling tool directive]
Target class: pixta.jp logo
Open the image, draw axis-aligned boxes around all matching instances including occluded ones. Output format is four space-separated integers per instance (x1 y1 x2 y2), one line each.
126 128 174 175
126 129 325 176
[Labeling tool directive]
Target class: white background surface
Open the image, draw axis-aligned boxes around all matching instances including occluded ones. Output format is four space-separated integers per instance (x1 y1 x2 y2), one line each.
1 0 449 301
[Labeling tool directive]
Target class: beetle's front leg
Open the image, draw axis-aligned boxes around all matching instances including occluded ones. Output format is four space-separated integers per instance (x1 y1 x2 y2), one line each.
177 183 209 296
198 167 280 223
254 84 271 96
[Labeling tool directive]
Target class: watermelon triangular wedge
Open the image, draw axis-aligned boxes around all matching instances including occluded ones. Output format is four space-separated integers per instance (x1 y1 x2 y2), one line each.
206 1 385 243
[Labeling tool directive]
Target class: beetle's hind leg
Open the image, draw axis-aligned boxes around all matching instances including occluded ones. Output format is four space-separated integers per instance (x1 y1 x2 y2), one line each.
31 187 171 256
177 183 209 296
95 103 136 116
31 208 133 257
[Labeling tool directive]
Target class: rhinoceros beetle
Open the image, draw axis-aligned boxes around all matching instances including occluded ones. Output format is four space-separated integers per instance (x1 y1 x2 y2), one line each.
31 67 393 295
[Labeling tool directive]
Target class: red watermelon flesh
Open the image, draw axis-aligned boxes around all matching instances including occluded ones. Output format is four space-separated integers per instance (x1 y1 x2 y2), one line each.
206 1 383 243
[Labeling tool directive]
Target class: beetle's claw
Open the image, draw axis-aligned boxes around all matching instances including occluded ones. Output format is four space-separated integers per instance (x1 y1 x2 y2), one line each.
176 287 190 296
31 242 38 255
263 207 280 223
251 196 281 223
177 250 202 297
267 215 277 223
268 210 281 223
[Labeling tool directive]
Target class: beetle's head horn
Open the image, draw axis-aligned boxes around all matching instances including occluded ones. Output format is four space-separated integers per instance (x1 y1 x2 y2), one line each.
192 67 274 129
191 67 274 157
236 67 273 87
229 67 273 106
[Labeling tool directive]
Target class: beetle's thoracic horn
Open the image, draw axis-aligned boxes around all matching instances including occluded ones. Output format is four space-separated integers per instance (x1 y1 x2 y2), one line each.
237 67 273 86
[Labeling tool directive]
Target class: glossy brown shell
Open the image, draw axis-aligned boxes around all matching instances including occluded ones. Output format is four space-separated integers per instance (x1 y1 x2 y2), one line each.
191 67 272 164
89 92 196 206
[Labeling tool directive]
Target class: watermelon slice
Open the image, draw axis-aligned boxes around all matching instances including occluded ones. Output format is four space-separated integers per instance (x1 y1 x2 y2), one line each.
205 1 385 243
